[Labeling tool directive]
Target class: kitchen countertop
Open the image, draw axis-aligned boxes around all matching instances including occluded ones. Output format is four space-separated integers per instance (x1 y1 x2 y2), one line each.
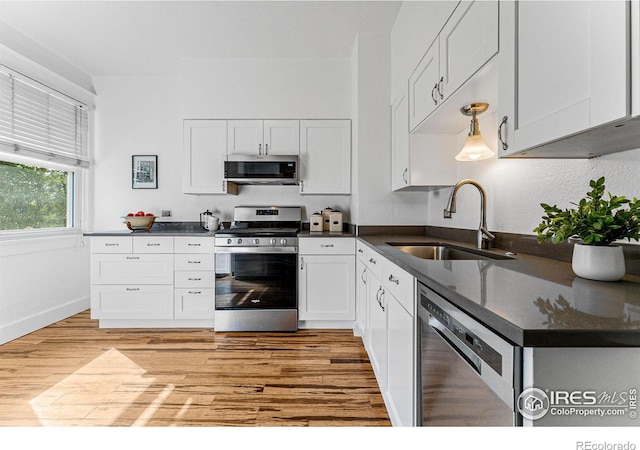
84 221 215 236
359 234 640 348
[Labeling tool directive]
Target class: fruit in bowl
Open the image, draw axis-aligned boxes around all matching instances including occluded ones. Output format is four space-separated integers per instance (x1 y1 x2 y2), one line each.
123 211 156 231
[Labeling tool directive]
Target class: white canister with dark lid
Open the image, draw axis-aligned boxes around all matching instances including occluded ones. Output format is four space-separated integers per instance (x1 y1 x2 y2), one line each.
329 210 343 233
310 212 323 232
322 207 334 231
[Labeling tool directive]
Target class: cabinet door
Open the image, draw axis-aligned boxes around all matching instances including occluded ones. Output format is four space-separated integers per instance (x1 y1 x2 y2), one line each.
299 120 351 195
183 120 228 194
174 288 214 320
368 282 387 391
227 120 264 155
386 293 415 427
408 40 440 132
391 95 410 191
355 257 369 341
298 254 355 321
498 1 628 157
439 1 498 101
90 285 174 319
263 120 300 155
90 254 174 285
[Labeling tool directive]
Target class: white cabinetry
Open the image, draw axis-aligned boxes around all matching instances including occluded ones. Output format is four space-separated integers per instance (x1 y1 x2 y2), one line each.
91 236 174 320
183 120 237 195
391 95 411 191
227 120 300 155
299 120 351 195
174 237 215 320
298 237 355 325
90 235 215 327
358 240 417 427
355 241 369 341
409 1 498 132
498 0 636 158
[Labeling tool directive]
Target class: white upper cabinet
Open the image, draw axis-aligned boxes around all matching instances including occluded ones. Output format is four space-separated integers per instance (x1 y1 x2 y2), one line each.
227 120 300 155
391 95 411 191
299 119 351 195
409 1 498 132
183 120 236 195
498 1 637 158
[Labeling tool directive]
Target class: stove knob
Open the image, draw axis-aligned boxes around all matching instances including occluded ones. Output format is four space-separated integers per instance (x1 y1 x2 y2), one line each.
253 238 260 245
270 238 277 245
237 238 243 245
280 238 287 245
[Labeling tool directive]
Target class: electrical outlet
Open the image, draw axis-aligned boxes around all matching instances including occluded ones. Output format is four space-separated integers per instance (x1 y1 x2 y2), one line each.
161 210 172 217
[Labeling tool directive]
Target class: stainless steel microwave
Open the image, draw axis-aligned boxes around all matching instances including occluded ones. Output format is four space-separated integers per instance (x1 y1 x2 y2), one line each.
224 155 298 185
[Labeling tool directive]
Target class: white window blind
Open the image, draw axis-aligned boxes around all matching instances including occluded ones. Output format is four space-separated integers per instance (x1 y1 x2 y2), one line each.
0 66 90 167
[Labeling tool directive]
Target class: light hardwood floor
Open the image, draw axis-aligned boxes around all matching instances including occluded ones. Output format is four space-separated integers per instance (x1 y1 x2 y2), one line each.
0 310 390 427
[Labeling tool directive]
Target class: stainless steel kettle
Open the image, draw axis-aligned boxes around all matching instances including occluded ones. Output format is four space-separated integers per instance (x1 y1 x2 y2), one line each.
200 210 213 230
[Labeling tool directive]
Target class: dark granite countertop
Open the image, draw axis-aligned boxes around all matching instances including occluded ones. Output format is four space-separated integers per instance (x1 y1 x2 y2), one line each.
84 221 215 237
358 234 640 348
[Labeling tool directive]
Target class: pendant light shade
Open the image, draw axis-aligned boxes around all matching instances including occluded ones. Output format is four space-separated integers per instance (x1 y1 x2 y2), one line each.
455 103 495 162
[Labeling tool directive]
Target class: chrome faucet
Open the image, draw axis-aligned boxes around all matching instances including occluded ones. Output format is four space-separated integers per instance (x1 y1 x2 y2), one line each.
443 179 495 249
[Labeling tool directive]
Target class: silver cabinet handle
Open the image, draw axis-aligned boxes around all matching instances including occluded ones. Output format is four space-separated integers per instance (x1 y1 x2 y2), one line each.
431 83 438 105
125 287 140 291
105 243 119 247
376 287 385 312
388 274 400 285
402 168 408 184
188 291 202 295
369 257 377 265
361 268 367 284
188 277 202 281
357 248 364 254
265 143 269 155
320 244 334 248
126 256 140 260
498 116 509 151
437 76 444 100
258 143 262 155
300 256 304 270
299 180 304 192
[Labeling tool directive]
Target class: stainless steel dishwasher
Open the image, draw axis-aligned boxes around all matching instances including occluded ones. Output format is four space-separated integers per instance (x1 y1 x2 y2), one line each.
418 282 522 426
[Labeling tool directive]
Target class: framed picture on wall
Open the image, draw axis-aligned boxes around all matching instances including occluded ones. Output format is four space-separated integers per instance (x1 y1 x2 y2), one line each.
132 155 158 189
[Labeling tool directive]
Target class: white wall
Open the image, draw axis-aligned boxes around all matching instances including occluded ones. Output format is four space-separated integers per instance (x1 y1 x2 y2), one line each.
391 1 640 239
91 58 354 230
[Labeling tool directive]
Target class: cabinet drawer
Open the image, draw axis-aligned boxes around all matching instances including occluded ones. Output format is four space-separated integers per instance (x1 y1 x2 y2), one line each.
383 258 415 316
91 237 132 254
356 240 368 261
175 236 214 253
175 271 215 288
90 284 174 319
364 248 383 281
174 253 214 271
174 288 214 320
133 236 174 253
299 237 355 255
91 254 174 285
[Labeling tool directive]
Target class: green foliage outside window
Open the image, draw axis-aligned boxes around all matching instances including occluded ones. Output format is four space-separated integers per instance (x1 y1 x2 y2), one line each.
0 161 71 231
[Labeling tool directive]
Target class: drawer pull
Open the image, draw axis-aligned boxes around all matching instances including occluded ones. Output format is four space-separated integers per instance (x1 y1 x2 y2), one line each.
187 260 201 264
369 257 377 265
126 256 140 260
358 248 364 253
320 244 334 248
188 291 202 295
105 243 119 247
388 275 400 285
188 277 202 281
187 243 202 247
126 287 140 292
147 243 161 247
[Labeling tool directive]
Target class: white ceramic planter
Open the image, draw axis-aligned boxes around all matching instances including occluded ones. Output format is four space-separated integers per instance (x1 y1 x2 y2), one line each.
571 244 626 281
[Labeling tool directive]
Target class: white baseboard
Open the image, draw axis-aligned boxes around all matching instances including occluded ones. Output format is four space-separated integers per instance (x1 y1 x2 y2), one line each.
0 296 90 345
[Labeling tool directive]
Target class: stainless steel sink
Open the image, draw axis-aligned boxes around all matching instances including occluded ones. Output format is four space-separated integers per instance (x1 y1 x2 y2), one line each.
389 243 511 261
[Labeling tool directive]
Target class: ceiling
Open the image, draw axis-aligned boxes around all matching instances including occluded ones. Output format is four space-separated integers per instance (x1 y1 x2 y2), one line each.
0 0 403 77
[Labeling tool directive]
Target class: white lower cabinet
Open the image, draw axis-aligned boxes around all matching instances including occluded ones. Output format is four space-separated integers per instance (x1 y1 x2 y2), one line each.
358 240 416 426
298 237 355 324
355 242 369 341
90 235 215 326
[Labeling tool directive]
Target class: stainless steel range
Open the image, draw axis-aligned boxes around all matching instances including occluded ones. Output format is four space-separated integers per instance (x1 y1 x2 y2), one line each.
214 206 301 332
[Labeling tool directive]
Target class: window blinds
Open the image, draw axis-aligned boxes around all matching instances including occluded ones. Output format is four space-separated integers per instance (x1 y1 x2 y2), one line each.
0 66 90 167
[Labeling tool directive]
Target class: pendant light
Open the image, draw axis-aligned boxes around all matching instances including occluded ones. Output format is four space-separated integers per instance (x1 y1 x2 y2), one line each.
455 102 495 161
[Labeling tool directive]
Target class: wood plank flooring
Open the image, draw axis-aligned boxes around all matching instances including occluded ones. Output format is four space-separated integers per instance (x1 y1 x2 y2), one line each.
0 310 390 427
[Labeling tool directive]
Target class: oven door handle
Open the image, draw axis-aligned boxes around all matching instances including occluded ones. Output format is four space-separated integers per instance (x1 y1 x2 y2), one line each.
428 313 482 375
214 247 297 254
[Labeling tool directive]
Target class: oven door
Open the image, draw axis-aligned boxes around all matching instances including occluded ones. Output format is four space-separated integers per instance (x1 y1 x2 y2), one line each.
215 250 297 310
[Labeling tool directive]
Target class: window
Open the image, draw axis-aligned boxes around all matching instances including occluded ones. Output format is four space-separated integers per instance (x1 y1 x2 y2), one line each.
0 161 73 231
0 65 90 234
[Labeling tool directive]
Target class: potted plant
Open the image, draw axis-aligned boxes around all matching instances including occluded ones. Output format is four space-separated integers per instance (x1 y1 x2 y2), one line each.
533 177 640 281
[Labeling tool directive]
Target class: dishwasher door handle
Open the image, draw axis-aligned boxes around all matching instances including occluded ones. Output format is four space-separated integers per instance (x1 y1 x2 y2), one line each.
428 314 482 374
